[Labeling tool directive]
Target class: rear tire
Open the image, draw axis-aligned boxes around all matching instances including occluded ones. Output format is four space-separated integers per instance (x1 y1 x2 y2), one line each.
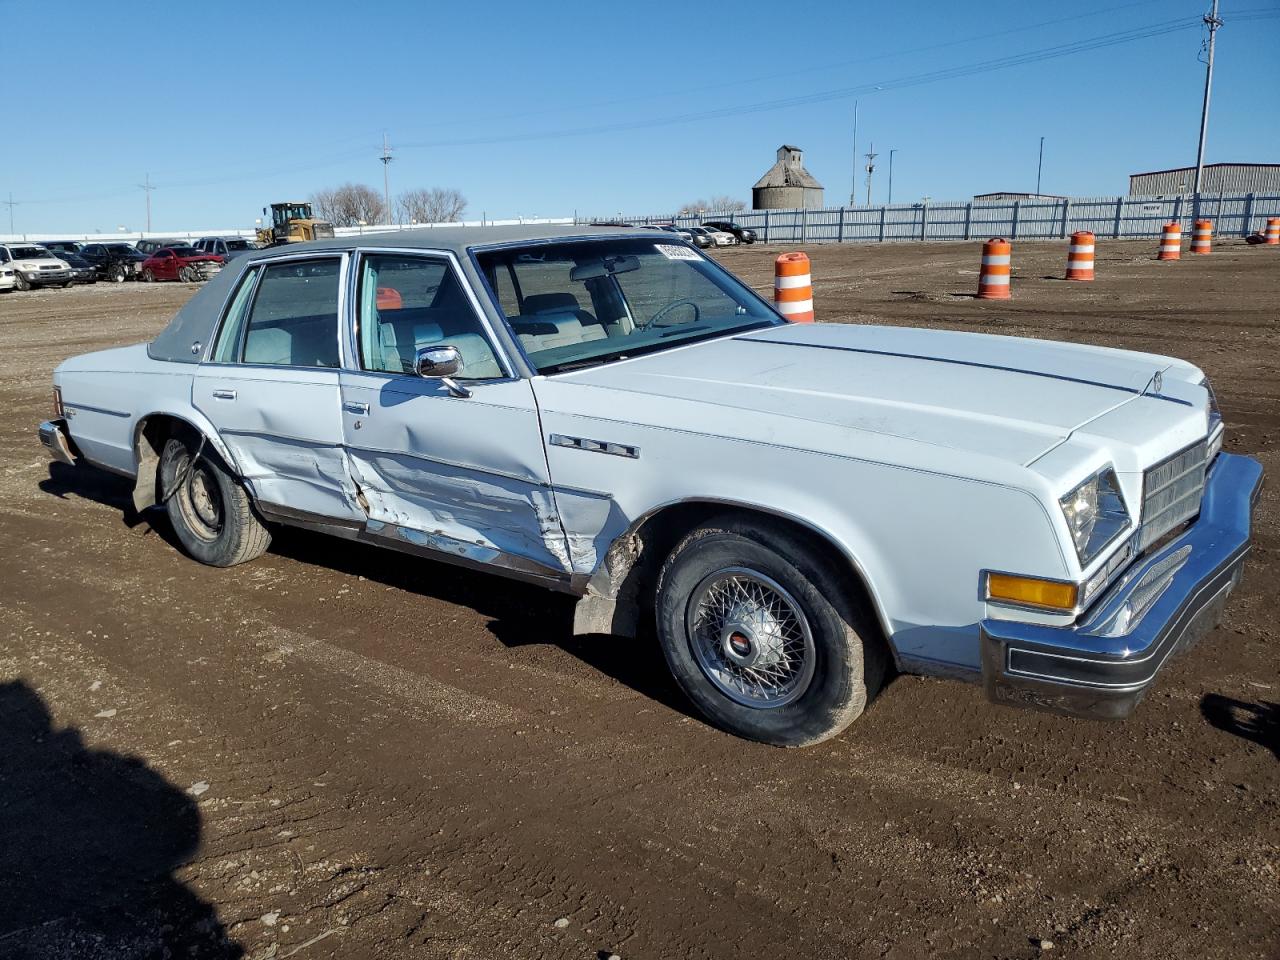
655 515 885 746
159 435 271 567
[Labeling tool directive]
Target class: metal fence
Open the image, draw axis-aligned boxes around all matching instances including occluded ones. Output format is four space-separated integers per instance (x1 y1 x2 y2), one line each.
621 193 1280 245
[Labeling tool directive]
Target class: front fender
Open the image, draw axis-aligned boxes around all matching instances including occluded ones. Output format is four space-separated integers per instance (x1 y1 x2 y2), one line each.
551 433 1067 672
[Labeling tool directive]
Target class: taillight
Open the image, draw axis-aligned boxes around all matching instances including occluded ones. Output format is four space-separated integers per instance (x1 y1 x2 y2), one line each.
53 386 64 418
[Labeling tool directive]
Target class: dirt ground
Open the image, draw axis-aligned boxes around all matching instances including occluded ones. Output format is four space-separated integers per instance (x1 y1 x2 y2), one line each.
0 239 1276 960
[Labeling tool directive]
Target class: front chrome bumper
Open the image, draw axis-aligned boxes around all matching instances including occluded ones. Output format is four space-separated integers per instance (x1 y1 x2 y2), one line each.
982 452 1264 720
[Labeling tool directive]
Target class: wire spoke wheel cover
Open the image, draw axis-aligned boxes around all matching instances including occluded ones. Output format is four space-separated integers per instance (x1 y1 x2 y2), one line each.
686 567 816 708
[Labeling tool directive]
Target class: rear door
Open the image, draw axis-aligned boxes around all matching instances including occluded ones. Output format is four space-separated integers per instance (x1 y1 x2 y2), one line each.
337 249 570 586
194 253 362 522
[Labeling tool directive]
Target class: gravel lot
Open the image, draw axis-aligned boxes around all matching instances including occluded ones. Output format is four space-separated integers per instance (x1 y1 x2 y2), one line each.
1 239 1276 960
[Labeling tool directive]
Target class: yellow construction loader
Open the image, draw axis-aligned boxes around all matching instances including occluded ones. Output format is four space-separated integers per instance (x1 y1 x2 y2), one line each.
255 202 336 247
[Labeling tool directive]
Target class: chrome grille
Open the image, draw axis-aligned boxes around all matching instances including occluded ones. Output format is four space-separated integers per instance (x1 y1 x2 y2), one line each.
1139 438 1208 551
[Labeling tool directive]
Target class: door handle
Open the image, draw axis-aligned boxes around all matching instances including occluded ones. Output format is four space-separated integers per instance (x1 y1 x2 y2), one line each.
211 389 237 400
343 401 370 416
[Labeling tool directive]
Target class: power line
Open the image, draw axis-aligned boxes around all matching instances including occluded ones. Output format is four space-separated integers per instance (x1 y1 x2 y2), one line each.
397 16 1210 151
11 8 1279 210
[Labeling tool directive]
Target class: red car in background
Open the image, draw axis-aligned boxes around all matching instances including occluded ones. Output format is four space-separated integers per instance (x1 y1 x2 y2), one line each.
140 245 224 283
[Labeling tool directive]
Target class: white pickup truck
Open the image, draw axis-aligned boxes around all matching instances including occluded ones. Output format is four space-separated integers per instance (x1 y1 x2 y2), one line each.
37 225 1263 746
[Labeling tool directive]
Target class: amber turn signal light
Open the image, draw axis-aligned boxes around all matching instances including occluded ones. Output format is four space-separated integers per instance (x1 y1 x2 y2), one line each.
986 572 1079 611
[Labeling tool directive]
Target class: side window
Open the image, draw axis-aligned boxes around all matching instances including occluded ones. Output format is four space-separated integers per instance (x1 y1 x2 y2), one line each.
241 258 342 368
210 267 259 363
357 254 502 380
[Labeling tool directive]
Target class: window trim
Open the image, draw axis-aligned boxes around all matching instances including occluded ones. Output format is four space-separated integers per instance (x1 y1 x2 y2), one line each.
203 251 349 371
345 247 516 381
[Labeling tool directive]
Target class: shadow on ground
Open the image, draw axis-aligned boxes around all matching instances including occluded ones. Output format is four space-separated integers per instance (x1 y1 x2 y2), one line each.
0 680 240 959
1201 693 1280 760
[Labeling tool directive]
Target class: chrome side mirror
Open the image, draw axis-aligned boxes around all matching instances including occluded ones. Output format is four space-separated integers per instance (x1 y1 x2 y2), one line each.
414 345 471 398
415 345 462 378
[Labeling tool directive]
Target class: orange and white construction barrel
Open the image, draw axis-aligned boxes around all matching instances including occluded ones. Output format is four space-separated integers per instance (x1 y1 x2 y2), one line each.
774 252 814 322
1191 219 1213 254
1157 222 1182 261
1266 217 1280 245
1065 231 1095 281
977 238 1012 299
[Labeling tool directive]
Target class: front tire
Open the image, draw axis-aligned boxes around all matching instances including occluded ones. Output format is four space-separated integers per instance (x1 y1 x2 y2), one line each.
159 435 271 567
142 268 155 283
655 516 885 746
14 273 30 291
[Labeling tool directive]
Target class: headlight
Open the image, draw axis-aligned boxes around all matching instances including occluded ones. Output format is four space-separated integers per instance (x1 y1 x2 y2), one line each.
1059 466 1130 565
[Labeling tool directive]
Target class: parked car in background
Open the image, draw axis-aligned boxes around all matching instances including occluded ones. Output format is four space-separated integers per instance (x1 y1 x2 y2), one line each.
652 223 695 242
0 243 72 290
140 245 224 283
193 236 259 261
40 240 88 257
36 224 1261 746
701 226 737 246
135 238 186 257
683 227 717 249
59 252 99 285
80 243 147 282
702 220 757 244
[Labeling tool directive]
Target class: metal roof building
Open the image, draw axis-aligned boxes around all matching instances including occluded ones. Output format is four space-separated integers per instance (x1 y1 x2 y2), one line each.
1128 163 1280 196
752 145 825 210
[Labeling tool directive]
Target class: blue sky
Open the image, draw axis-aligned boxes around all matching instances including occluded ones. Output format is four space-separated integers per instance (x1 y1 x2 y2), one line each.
1 0 1276 234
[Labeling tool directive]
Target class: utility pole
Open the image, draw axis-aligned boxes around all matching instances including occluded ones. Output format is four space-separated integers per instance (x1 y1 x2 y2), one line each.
1035 137 1045 195
3 192 15 235
1193 0 1222 195
380 133 394 225
888 149 897 204
864 143 877 206
138 174 154 233
849 100 859 205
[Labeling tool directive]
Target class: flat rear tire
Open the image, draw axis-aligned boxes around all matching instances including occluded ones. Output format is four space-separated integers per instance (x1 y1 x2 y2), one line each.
160 435 270 567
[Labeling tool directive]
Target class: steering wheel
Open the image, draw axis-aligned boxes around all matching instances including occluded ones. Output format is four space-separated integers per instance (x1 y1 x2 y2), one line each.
640 298 701 330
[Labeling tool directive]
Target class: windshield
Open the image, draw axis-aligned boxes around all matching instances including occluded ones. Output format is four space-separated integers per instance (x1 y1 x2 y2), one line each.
169 246 199 257
105 244 137 254
225 238 254 250
475 237 781 374
12 247 50 260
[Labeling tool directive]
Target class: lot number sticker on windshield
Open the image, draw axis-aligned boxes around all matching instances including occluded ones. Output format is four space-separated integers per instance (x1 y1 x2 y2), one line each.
655 244 702 261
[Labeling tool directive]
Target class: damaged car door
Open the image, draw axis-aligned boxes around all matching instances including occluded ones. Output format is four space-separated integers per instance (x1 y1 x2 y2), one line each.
195 254 363 522
338 251 571 586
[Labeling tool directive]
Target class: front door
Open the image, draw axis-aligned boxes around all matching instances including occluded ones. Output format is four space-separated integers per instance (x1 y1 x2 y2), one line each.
194 253 362 522
338 251 570 586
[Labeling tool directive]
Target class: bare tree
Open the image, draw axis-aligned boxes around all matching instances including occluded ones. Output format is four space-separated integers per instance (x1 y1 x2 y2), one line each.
707 194 747 213
395 187 467 224
309 183 386 227
677 195 747 216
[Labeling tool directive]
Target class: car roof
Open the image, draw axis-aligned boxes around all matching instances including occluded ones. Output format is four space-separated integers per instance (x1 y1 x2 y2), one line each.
243 223 670 261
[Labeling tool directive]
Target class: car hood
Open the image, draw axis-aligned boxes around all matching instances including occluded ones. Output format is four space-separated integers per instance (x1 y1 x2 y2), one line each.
562 322 1190 467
